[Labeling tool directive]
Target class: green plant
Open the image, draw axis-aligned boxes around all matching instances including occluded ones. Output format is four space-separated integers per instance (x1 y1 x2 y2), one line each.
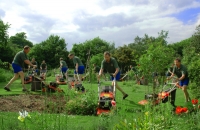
66 91 98 115
0 68 13 82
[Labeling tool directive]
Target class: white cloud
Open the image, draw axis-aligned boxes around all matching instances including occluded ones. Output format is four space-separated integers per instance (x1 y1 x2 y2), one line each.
0 0 200 50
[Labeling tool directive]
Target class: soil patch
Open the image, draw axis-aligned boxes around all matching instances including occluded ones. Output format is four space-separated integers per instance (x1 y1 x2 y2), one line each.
0 94 67 113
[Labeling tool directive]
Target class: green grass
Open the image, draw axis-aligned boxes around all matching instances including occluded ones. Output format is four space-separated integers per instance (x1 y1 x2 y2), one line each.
0 72 199 130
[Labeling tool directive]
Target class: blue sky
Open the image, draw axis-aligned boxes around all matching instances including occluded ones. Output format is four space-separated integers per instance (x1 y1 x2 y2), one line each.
0 0 200 50
172 7 200 24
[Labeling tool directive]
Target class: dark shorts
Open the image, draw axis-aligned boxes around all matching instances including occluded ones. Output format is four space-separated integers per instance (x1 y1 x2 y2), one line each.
110 71 121 81
179 78 189 86
12 63 22 73
61 67 68 73
41 69 47 73
74 66 85 74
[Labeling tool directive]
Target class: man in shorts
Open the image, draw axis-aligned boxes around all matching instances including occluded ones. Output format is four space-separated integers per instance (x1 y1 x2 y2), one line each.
169 58 191 102
4 45 37 92
98 51 128 100
40 60 47 79
59 58 68 80
68 53 85 83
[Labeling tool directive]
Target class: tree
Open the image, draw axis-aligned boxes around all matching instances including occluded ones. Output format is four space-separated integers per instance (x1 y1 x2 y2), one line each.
71 37 115 66
9 32 33 48
128 31 168 60
0 19 10 47
182 25 200 98
112 45 136 73
28 35 69 69
168 38 191 57
90 53 104 66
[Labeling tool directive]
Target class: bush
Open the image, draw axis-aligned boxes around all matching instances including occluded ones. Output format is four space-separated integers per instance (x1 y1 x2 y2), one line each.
0 68 13 82
66 91 98 115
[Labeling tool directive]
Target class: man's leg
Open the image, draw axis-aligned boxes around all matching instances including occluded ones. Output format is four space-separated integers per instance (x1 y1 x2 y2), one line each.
170 89 177 107
4 73 19 89
18 71 27 90
65 72 68 80
112 81 128 99
182 85 190 102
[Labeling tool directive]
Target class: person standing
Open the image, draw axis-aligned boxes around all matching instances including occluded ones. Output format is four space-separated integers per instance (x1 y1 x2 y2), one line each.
68 53 85 82
98 51 128 100
169 58 191 102
59 58 68 80
29 58 38 75
4 45 36 92
40 60 47 79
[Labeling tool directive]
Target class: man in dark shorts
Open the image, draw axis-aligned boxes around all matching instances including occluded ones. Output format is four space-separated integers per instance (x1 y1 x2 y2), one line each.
68 53 85 83
4 45 37 92
59 58 68 80
98 51 128 100
40 60 47 79
169 58 191 102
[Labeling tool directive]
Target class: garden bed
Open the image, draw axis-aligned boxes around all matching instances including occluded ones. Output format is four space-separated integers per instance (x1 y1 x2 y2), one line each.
0 94 67 113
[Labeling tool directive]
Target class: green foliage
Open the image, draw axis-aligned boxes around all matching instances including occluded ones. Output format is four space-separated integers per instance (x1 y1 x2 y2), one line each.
28 35 69 69
66 91 98 115
0 68 13 82
139 42 174 76
113 45 136 72
0 19 10 47
182 25 200 98
168 38 191 57
114 103 200 130
71 37 115 66
9 32 33 48
90 53 104 66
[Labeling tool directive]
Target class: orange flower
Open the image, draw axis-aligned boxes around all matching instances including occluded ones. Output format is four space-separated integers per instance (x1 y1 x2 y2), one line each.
192 99 198 105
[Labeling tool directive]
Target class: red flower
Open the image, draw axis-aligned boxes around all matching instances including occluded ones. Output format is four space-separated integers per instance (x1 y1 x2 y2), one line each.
192 99 198 105
175 106 182 114
182 107 188 113
175 106 188 114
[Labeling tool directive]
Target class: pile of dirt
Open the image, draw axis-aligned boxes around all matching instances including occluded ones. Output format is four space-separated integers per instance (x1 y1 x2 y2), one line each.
0 94 68 113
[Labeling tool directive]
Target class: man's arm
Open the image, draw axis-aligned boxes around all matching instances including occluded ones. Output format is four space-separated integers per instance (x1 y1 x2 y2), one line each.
113 68 119 77
24 60 36 67
113 59 119 77
75 63 78 73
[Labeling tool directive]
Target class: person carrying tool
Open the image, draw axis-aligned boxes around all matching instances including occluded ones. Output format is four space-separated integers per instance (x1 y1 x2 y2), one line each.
68 53 85 82
98 51 128 100
59 58 68 80
40 60 47 79
169 58 191 103
4 45 37 92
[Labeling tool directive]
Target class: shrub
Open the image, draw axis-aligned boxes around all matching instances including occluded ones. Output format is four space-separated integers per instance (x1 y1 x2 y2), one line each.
66 91 98 115
0 68 13 82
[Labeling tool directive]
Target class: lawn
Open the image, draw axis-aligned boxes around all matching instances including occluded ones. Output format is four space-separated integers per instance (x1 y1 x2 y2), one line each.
0 72 199 130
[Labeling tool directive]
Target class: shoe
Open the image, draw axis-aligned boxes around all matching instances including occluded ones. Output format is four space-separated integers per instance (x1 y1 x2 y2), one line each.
4 87 11 91
123 94 128 100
